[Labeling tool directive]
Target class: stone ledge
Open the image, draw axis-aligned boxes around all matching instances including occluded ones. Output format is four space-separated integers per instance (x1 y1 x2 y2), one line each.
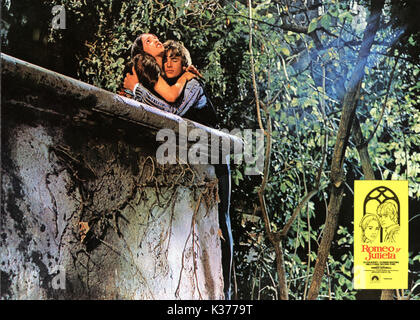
1 53 243 152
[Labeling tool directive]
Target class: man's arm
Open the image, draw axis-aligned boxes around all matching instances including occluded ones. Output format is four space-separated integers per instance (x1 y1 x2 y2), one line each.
175 79 205 116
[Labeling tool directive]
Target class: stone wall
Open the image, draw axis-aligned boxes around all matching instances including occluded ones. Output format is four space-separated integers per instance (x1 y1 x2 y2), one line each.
0 53 241 299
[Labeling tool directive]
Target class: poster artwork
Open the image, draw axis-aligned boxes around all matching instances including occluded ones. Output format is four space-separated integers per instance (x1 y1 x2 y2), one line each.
354 180 408 289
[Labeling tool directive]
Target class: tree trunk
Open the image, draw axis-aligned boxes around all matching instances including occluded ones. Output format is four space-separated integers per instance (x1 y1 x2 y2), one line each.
352 117 376 180
307 0 384 300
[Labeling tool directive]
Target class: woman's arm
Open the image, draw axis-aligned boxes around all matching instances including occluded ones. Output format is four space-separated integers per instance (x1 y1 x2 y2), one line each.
133 83 178 114
124 67 197 103
153 72 196 103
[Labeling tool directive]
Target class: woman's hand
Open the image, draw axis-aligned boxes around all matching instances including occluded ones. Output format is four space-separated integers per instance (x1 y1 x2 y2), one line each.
185 65 203 79
182 71 197 81
123 67 139 91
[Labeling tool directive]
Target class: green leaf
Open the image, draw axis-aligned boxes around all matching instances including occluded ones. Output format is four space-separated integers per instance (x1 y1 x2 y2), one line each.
280 183 287 193
320 14 331 29
280 46 290 56
338 11 353 22
308 18 318 33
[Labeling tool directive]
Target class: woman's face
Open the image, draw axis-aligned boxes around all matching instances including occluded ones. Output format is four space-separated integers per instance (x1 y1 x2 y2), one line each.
164 50 183 79
141 34 164 58
365 220 380 242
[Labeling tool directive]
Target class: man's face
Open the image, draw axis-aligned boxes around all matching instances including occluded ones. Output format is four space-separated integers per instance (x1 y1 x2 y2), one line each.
379 214 393 228
141 34 164 57
164 50 183 79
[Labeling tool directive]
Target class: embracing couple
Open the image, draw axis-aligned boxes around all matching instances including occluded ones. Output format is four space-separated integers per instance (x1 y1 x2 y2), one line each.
360 200 400 243
122 34 217 127
121 33 233 300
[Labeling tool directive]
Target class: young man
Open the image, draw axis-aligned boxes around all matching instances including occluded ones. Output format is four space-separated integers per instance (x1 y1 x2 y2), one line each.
377 201 400 243
161 40 218 127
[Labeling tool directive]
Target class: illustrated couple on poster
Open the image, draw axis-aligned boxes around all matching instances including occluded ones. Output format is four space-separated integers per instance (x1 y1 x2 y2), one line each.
360 199 400 243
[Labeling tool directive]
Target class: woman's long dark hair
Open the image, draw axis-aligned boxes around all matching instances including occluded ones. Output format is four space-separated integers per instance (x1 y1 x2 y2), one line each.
130 34 163 92
131 35 145 59
132 52 161 92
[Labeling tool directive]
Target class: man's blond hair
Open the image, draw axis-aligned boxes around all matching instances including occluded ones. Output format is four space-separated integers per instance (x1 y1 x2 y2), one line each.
163 40 192 68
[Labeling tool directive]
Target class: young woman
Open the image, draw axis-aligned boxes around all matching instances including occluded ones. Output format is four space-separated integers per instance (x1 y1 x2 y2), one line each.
359 214 380 243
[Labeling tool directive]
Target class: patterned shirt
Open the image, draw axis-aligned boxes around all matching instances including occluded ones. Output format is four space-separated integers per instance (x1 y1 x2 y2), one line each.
130 79 218 128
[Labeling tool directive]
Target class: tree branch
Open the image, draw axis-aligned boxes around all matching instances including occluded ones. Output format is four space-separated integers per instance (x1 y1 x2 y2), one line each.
248 1 266 135
358 53 400 149
248 0 288 300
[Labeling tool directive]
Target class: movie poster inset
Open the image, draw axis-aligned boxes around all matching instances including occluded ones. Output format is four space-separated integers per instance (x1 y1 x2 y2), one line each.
354 180 408 289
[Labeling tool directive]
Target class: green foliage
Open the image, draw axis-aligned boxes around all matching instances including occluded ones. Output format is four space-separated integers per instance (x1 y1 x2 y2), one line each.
228 0 419 300
348 50 420 197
